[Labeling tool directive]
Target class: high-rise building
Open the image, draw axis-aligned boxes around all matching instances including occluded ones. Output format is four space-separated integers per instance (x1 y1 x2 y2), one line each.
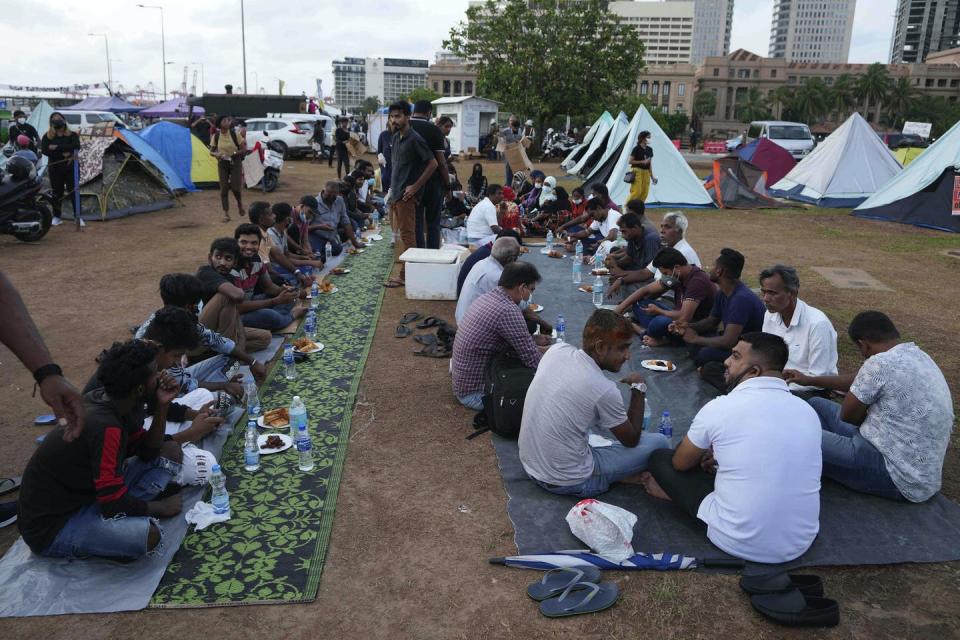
332 57 428 112
889 1 960 63
668 0 734 65
768 0 857 63
609 1 695 65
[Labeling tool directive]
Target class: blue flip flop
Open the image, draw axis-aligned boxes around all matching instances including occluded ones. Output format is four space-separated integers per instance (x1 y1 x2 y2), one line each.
527 567 602 601
539 581 619 618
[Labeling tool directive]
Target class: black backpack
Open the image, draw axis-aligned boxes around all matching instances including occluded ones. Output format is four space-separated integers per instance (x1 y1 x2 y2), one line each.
467 351 536 440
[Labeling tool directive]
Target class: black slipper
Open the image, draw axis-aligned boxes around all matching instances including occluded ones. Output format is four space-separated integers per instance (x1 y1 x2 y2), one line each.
527 567 603 601
400 312 422 325
539 581 619 618
413 343 451 358
413 334 438 346
750 589 839 628
0 476 22 497
740 573 824 598
416 316 446 329
395 325 412 338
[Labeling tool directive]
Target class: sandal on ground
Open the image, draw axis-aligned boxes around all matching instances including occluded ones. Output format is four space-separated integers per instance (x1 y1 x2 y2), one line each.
527 567 602 602
740 573 824 598
395 325 412 338
0 476 22 497
413 343 451 358
413 334 437 346
221 215 232 223
416 316 446 329
400 312 423 325
383 278 405 289
749 589 839 627
539 581 619 618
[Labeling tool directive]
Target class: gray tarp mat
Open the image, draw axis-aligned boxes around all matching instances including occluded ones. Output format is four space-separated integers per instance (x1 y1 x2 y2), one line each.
492 250 960 570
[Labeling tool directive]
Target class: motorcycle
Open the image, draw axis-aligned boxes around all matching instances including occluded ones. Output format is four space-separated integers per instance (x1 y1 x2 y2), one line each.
540 128 577 159
0 151 53 242
261 138 285 193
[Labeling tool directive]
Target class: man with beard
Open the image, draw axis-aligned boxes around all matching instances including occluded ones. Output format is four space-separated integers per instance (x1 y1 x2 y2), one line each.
410 100 451 249
310 183 365 259
232 223 306 332
642 333 822 564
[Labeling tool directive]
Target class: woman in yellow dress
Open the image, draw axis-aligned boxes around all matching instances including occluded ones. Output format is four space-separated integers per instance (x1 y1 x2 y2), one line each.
628 131 658 203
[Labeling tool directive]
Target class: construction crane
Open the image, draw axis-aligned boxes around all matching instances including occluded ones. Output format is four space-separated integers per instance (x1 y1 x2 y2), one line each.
190 69 198 96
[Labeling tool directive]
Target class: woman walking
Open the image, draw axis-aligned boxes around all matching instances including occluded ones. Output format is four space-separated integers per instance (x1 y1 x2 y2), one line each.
209 115 246 223
628 130 658 203
40 112 81 227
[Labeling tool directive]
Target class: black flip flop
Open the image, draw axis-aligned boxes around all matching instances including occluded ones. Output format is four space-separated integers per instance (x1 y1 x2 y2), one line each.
539 581 619 618
750 589 839 628
400 312 422 325
0 476 22 497
413 334 438 346
416 316 446 329
527 567 603 601
740 572 824 598
395 325 412 338
413 343 451 358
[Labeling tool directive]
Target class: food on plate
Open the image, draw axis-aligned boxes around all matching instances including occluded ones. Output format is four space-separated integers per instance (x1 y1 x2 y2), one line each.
578 285 593 293
293 337 320 351
263 408 289 427
654 360 671 368
318 279 336 293
263 435 285 449
547 250 565 258
519 246 529 254
591 268 610 276
331 267 349 275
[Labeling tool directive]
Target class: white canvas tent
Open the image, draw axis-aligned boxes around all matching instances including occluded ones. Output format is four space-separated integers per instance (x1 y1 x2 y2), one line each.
366 107 389 152
770 112 902 207
432 96 501 155
582 112 631 183
567 112 615 176
561 112 606 170
606 105 713 207
26 99 55 133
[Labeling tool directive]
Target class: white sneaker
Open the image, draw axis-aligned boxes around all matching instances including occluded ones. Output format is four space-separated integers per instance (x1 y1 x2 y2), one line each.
79 218 87 228
51 216 63 226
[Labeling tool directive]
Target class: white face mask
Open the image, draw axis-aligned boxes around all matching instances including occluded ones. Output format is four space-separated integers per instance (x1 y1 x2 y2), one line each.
535 182 543 189
16 118 25 125
366 178 375 186
573 197 583 204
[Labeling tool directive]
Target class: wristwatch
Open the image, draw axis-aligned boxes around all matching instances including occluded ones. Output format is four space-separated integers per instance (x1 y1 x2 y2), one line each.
630 382 647 393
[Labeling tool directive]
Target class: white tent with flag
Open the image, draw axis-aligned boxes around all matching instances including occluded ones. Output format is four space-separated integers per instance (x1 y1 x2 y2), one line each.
561 112 607 171
566 112 615 176
606 105 713 208
580 112 630 181
769 112 902 207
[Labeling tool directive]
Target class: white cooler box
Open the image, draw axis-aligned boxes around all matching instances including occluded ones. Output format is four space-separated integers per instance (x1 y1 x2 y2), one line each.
400 248 465 300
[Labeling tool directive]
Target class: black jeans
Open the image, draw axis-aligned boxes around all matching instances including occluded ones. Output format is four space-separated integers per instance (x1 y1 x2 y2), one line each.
415 182 443 249
48 160 73 215
334 149 349 178
647 448 715 520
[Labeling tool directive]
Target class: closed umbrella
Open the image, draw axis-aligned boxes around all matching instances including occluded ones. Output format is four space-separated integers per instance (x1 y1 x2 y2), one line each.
490 550 698 571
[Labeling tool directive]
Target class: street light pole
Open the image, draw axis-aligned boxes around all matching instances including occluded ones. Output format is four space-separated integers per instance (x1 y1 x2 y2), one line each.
88 33 112 93
241 0 248 95
137 4 167 99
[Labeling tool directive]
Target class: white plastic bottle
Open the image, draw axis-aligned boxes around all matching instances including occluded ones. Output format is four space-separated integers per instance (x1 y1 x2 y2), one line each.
296 423 315 471
592 275 604 307
209 464 230 515
289 395 307 442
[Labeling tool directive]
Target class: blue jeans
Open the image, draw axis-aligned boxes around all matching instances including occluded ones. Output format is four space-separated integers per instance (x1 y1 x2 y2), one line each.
181 354 230 392
310 230 343 258
632 299 672 329
809 397 904 500
566 225 603 254
458 391 484 411
535 434 671 499
270 263 300 286
241 293 294 331
41 455 181 560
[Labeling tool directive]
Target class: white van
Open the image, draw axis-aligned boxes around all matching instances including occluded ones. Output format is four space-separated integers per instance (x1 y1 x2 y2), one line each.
60 111 124 135
747 121 815 159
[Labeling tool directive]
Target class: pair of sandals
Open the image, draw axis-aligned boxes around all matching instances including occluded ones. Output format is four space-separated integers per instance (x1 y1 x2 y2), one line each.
526 566 618 618
741 572 839 627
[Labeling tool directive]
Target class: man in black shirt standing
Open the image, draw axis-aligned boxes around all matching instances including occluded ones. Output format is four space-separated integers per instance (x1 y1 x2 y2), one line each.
410 100 451 249
333 117 351 179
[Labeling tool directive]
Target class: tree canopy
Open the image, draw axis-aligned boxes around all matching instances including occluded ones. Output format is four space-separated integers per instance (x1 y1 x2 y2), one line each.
444 0 646 127
405 87 441 106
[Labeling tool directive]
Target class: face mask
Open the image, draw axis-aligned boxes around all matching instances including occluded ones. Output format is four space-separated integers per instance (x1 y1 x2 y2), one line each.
660 271 681 290
573 197 583 204
535 182 543 189
16 118 25 125
53 121 65 129
367 178 375 187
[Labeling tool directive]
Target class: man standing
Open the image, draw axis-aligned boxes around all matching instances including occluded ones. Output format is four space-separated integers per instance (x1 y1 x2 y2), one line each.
455 237 521 323
500 115 524 184
384 101 438 289
519 310 670 499
233 223 305 332
786 312 954 502
410 100 451 249
758 265 838 398
465 184 504 247
643 333 822 564
333 117 351 179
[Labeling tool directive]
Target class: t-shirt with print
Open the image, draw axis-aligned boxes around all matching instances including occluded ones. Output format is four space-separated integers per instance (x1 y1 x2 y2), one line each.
678 266 716 322
711 281 766 333
850 342 954 502
196 265 230 303
232 257 267 300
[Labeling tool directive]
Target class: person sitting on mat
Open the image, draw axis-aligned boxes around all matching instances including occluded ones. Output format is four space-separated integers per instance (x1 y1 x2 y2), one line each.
641 332 822 564
615 247 716 346
465 183 504 247
456 237 521 323
452 262 551 411
785 311 954 503
606 211 700 301
233 223 306 332
603 204 661 293
559 198 621 254
669 248 765 387
457 229 522 296
519 309 670 499
18 340 186 561
265 203 325 284
758 264 838 400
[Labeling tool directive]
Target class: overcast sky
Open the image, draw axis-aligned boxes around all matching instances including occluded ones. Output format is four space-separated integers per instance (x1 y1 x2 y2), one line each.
8 0 895 99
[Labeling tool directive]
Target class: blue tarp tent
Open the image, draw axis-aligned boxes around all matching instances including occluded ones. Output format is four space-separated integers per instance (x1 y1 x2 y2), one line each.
139 121 218 190
114 128 189 193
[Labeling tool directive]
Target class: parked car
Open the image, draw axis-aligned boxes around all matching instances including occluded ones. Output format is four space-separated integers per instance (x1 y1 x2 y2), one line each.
266 113 335 148
60 111 124 135
881 132 928 149
747 120 815 159
243 117 316 158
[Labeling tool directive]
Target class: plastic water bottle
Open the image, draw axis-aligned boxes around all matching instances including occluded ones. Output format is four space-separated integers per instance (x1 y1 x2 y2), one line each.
209 464 230 515
305 310 317 339
556 314 565 343
458 226 467 244
643 403 652 432
296 423 315 471
310 281 319 309
372 209 380 230
244 376 260 417
244 420 260 471
545 229 554 252
658 410 673 441
593 247 605 270
289 395 307 442
575 239 583 261
592 275 604 307
283 344 297 380
572 259 582 284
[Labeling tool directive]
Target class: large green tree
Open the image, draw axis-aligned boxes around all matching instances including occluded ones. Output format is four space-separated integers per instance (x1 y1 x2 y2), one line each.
791 78 829 123
406 87 441 105
445 0 645 147
767 86 794 120
693 90 717 125
885 77 920 129
735 88 770 123
857 63 892 124
828 74 858 122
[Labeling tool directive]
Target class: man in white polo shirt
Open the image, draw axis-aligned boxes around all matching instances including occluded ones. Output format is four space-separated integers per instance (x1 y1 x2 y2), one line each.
758 264 838 398
465 184 503 247
642 332 822 564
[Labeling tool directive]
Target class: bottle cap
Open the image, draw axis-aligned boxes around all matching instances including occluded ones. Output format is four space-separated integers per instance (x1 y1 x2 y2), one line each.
298 423 308 431
293 395 301 401
663 410 670 416
211 464 222 473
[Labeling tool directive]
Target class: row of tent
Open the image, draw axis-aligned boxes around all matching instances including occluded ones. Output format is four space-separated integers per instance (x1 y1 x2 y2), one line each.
61 96 205 118
561 106 960 232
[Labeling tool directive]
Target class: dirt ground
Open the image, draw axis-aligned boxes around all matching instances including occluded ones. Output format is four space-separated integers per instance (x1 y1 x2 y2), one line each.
1 157 959 639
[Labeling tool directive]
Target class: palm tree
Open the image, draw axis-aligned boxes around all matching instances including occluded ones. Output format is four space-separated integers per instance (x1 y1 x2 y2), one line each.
735 88 770 123
792 79 829 123
828 74 858 122
856 63 892 124
885 77 920 129
767 86 794 120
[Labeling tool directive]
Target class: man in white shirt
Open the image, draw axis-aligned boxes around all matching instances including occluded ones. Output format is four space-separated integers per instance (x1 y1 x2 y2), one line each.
758 264 838 398
455 237 520 323
642 332 822 564
519 310 670 498
562 198 621 254
786 311 954 503
607 211 700 301
465 184 503 247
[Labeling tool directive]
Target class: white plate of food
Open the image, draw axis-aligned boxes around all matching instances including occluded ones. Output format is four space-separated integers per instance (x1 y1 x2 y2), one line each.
641 359 677 372
366 234 383 241
257 408 290 429
258 433 293 454
591 268 610 276
316 282 338 294
348 248 366 255
529 303 544 313
578 285 594 294
330 267 351 275
292 337 324 354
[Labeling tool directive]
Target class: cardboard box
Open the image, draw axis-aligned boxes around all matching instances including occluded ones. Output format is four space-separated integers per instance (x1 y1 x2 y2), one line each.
504 142 534 173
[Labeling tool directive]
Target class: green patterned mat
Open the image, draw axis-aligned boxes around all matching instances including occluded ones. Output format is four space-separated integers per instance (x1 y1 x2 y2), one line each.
150 235 394 608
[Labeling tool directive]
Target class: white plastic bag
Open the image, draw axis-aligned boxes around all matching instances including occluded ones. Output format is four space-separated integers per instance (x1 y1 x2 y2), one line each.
565 499 637 562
